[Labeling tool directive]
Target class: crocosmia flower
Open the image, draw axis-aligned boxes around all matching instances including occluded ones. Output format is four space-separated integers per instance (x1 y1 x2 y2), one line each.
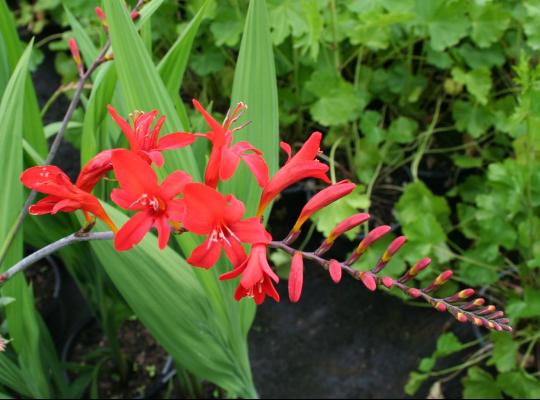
110 150 191 251
192 99 269 188
257 132 331 216
182 183 270 269
220 243 280 304
76 106 195 192
20 166 117 232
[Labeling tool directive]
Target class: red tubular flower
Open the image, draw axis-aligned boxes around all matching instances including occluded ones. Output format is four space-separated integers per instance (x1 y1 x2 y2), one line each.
292 180 356 233
257 132 331 216
76 106 195 193
315 213 370 255
192 100 269 189
346 225 392 265
20 166 117 232
182 183 271 269
220 244 280 305
110 150 191 251
288 252 304 303
69 38 83 76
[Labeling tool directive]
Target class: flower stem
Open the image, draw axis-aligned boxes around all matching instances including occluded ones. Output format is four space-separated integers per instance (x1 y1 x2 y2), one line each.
0 231 114 284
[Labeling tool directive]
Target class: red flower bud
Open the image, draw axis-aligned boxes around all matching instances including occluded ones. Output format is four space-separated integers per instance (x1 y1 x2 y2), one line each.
292 180 356 233
444 288 475 303
434 302 447 312
131 10 140 20
359 272 377 291
424 270 453 293
399 257 431 283
372 236 407 274
328 259 342 283
407 288 422 298
382 276 394 288
288 252 304 303
326 213 370 243
347 225 392 264
456 312 468 323
95 6 107 27
68 38 84 76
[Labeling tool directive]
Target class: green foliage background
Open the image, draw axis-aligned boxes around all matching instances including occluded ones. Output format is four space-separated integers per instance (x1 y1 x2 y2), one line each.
4 0 540 397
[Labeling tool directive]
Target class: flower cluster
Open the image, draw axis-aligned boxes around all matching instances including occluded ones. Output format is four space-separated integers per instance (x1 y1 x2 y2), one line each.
20 102 511 332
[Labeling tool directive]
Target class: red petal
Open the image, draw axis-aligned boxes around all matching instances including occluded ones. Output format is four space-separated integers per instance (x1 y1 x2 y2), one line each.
205 146 223 188
182 183 226 234
223 239 247 268
107 105 138 151
192 100 226 142
280 141 292 161
155 215 171 250
187 237 222 269
166 199 185 221
292 132 323 162
288 252 304 303
145 150 164 167
219 145 241 181
110 188 141 210
51 199 80 214
240 152 269 187
229 218 270 244
114 211 154 251
158 171 192 199
20 166 74 197
76 149 114 192
157 133 196 150
111 149 158 196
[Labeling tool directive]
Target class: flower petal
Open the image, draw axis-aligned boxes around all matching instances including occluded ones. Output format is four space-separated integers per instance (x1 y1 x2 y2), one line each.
111 149 158 196
158 171 192 200
114 210 154 251
154 215 171 250
157 133 196 150
182 183 226 234
229 217 270 244
219 145 241 182
187 237 223 269
107 105 138 151
223 239 247 268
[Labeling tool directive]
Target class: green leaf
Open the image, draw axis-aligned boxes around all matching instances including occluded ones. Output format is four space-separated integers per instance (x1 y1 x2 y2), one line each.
451 67 492 105
227 0 280 217
0 0 47 158
105 0 201 181
435 332 463 356
488 332 518 373
86 206 257 398
0 42 54 398
462 367 503 399
405 372 429 396
415 0 470 51
497 371 540 399
388 116 418 143
307 71 367 126
158 0 208 126
469 2 511 48
452 100 494 137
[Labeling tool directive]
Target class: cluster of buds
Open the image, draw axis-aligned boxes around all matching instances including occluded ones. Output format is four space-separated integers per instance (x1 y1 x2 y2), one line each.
19 87 511 332
275 205 512 332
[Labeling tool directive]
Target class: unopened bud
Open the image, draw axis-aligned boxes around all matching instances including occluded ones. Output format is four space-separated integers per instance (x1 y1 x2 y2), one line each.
328 259 342 284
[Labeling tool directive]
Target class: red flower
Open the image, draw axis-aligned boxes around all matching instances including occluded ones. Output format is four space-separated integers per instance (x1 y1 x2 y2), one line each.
20 166 117 232
76 106 195 192
110 150 191 251
192 100 269 188
182 183 270 269
220 244 280 305
257 132 331 216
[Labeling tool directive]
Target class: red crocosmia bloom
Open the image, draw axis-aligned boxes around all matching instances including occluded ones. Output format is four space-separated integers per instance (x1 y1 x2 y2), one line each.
20 166 117 232
220 244 280 305
182 182 270 269
110 150 191 251
292 180 356 233
257 132 331 217
76 106 195 193
191 99 269 189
